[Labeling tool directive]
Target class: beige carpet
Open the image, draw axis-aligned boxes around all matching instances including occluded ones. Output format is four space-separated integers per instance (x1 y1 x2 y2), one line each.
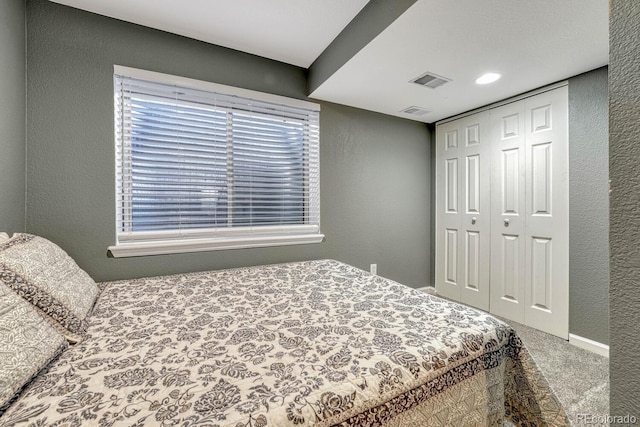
504 318 609 425
420 287 609 426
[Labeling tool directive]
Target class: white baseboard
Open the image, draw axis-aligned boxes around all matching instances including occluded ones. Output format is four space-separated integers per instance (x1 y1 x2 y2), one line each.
569 333 609 358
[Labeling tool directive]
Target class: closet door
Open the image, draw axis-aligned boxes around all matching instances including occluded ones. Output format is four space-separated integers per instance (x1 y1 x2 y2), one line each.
523 87 569 338
490 101 527 323
435 113 490 311
435 119 462 302
489 87 568 338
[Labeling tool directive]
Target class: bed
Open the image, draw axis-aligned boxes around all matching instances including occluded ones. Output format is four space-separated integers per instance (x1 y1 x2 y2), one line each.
0 233 568 426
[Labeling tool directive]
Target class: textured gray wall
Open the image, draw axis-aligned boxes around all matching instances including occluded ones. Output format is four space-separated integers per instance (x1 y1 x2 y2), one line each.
0 0 26 233
568 67 609 345
25 0 431 286
609 0 640 417
317 102 430 284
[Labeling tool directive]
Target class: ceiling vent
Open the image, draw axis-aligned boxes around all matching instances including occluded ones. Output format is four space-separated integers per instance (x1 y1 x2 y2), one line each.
401 106 431 116
410 71 451 89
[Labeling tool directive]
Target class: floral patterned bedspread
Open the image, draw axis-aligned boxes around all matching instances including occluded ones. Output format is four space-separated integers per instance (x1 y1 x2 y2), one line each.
1 260 568 426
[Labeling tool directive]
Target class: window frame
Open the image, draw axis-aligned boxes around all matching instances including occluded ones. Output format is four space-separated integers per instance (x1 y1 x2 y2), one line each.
108 66 322 258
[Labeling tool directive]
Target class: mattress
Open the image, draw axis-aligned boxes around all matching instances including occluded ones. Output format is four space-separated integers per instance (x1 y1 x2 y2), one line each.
0 260 568 426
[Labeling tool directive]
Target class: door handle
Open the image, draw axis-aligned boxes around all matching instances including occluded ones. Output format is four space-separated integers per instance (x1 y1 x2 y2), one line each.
471 217 477 225
504 219 510 227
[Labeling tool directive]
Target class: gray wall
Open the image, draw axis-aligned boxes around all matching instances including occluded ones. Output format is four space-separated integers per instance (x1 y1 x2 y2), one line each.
609 0 640 416
0 0 26 234
318 102 431 284
568 67 609 345
25 0 431 286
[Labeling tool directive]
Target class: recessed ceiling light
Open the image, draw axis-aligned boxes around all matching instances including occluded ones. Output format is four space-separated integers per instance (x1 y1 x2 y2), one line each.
475 73 501 85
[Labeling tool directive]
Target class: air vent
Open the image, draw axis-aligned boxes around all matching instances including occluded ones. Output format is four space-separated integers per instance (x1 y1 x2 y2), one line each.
411 71 451 89
401 106 431 116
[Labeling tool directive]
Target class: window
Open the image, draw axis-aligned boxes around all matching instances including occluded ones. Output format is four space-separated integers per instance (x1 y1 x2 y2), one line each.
108 66 322 257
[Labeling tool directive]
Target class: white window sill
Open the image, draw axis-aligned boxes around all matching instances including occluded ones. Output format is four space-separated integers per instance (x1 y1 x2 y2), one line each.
107 233 325 258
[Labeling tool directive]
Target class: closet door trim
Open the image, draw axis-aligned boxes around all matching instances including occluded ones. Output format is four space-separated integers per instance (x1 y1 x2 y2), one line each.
436 81 568 126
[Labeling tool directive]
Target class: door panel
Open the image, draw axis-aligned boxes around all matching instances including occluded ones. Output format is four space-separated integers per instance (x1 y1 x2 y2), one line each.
436 123 462 300
445 159 458 213
502 148 520 214
466 155 480 213
466 123 480 146
531 104 552 133
524 87 568 338
530 237 552 311
444 229 458 284
445 129 458 150
458 114 490 310
436 113 490 310
502 113 520 138
531 142 552 216
490 101 526 323
501 234 520 302
465 230 480 290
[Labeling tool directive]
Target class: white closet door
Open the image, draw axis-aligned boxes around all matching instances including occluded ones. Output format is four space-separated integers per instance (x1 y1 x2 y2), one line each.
523 87 569 338
435 120 462 301
436 113 490 311
489 87 569 338
490 101 527 323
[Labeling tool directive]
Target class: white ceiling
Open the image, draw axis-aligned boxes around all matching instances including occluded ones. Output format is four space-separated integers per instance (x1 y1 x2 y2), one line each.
311 0 609 122
50 0 609 123
49 0 370 68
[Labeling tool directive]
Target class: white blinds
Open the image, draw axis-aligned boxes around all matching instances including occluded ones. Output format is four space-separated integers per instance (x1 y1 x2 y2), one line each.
113 69 320 253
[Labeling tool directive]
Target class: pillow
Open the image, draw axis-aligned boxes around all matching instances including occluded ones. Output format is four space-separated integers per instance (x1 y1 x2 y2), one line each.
0 282 68 413
0 233 99 343
0 233 9 243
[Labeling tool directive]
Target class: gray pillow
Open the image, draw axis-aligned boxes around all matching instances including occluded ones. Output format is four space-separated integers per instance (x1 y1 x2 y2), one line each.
0 282 68 413
0 234 99 343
